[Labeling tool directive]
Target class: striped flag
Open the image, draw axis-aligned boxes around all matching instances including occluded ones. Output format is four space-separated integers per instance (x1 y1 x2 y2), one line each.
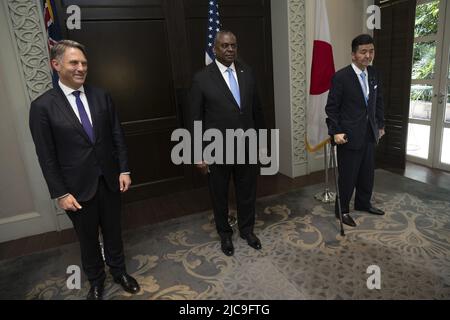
306 0 335 152
205 0 220 65
42 0 62 87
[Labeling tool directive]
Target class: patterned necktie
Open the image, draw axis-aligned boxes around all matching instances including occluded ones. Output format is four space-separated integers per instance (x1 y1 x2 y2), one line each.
72 90 95 143
360 72 368 106
226 68 241 108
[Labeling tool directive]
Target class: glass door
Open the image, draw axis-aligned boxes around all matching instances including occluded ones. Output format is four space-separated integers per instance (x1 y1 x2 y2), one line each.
407 0 450 171
434 0 450 170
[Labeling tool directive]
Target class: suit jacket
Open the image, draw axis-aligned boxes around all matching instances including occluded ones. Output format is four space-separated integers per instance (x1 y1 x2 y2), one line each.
189 61 266 162
29 85 129 201
325 65 385 150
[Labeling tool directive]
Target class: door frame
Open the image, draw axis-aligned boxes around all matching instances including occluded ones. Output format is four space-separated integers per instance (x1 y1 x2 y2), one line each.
432 0 450 171
407 0 450 171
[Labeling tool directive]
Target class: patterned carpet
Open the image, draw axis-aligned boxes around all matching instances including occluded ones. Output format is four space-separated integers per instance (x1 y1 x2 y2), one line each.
1 169 450 300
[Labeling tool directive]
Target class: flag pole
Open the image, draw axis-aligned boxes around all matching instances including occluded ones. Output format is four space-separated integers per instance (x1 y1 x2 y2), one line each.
314 142 336 203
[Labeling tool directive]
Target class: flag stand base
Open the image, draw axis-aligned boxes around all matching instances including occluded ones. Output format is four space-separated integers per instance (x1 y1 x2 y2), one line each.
314 188 336 203
313 143 335 203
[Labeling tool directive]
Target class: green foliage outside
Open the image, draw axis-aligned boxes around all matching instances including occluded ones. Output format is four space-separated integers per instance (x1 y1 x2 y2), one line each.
412 1 439 81
411 85 433 102
414 1 439 37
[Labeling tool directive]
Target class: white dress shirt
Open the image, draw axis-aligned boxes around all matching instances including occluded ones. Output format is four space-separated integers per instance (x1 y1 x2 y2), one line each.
215 60 239 90
351 63 370 99
58 80 93 125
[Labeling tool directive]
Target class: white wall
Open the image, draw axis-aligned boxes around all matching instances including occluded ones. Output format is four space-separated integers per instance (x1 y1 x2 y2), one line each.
271 0 294 177
0 72 35 220
306 0 371 72
0 1 57 242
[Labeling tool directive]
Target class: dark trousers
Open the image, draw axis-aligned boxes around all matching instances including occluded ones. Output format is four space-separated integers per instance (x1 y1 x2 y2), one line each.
336 127 375 213
207 164 258 238
66 177 126 286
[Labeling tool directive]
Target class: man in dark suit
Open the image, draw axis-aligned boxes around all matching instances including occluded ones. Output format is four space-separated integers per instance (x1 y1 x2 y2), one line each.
189 31 266 256
29 40 140 299
325 34 385 227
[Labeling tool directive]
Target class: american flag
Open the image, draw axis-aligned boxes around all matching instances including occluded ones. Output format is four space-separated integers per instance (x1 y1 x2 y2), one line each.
205 0 221 65
43 0 62 87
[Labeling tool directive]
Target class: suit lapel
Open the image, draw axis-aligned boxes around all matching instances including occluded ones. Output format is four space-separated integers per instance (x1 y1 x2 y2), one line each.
367 67 376 107
84 86 100 143
235 63 246 110
53 86 93 144
209 62 241 109
348 65 367 106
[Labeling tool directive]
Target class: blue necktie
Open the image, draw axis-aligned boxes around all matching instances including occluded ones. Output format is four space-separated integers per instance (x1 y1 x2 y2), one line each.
226 68 241 108
360 72 368 106
72 91 95 143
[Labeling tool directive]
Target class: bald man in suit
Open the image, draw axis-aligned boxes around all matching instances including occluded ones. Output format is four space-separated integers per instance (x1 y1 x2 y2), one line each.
189 31 266 256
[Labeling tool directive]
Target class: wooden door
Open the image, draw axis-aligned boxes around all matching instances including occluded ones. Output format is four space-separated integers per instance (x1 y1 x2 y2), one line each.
56 0 275 202
373 0 417 170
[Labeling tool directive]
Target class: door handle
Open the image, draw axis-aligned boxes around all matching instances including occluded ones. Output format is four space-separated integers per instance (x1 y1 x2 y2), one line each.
434 93 445 104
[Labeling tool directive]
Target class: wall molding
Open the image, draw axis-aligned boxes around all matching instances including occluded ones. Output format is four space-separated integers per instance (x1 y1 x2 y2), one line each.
288 0 307 167
0 211 49 243
0 211 40 225
6 0 52 102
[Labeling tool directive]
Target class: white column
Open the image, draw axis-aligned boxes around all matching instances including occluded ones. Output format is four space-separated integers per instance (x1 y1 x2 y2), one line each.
271 0 308 178
0 0 58 242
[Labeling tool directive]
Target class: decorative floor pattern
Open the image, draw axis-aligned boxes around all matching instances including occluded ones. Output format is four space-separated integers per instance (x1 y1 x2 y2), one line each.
1 170 449 300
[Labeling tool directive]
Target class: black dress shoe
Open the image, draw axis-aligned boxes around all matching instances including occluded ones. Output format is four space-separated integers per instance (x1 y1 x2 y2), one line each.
114 274 140 294
335 213 356 227
356 206 385 215
87 284 104 300
240 233 262 250
220 236 234 256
